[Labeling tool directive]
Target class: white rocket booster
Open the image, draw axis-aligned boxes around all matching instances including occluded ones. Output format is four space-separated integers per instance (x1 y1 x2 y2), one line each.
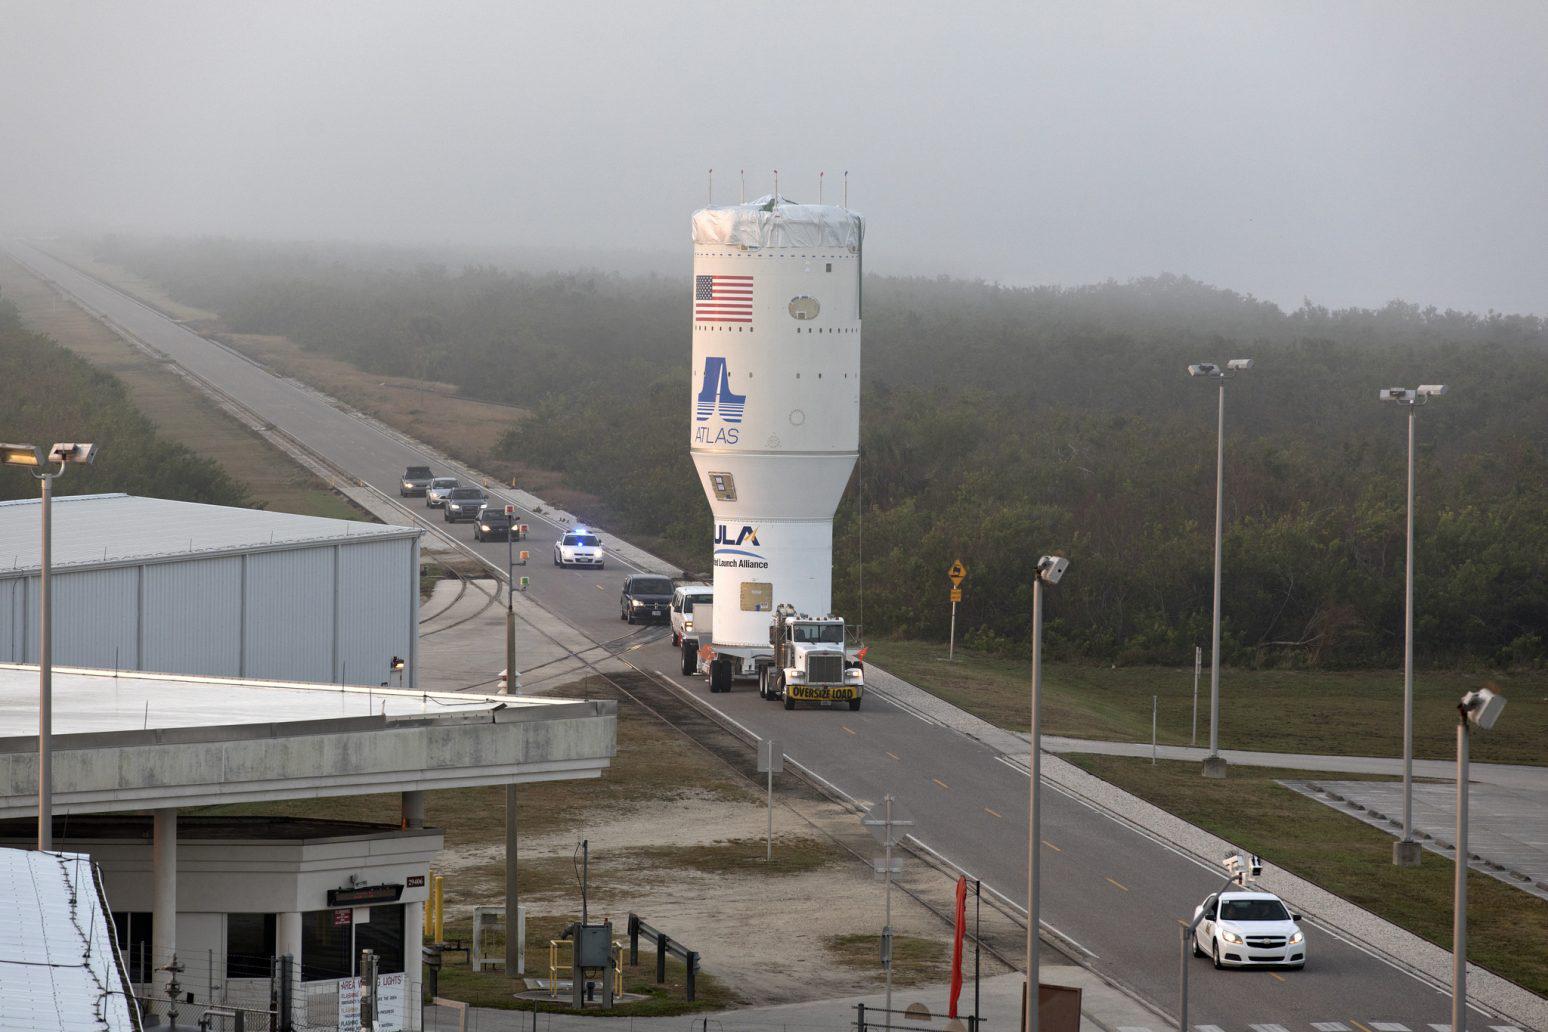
689 195 864 649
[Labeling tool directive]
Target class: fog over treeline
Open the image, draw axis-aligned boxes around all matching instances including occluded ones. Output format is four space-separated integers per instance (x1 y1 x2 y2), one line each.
3 3 1547 313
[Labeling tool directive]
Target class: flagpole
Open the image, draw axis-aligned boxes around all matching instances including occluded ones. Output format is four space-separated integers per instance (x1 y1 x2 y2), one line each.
973 878 981 1031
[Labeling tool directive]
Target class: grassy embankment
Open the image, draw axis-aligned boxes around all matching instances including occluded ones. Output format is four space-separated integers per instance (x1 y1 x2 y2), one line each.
0 255 364 520
868 640 1548 766
1070 756 1548 996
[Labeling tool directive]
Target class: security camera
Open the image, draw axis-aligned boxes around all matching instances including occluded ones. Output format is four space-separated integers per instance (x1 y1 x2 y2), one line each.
1226 358 1254 371
1379 388 1416 403
1417 384 1449 397
1188 363 1221 377
1461 687 1506 731
48 442 98 465
1036 555 1069 584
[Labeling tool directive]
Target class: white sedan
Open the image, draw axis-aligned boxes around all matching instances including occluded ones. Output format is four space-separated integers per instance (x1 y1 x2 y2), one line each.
553 530 605 569
1192 890 1306 969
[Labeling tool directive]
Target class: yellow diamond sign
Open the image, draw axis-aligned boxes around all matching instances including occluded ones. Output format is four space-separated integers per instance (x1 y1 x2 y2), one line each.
948 560 967 586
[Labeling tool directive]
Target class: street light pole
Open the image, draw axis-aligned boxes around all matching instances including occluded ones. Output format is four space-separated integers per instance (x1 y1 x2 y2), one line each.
1026 554 1067 1032
1379 384 1447 867
38 471 53 851
3 442 97 852
1451 686 1506 1032
1188 361 1250 779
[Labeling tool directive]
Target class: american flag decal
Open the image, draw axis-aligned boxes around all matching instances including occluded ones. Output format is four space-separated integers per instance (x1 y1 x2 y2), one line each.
694 274 754 322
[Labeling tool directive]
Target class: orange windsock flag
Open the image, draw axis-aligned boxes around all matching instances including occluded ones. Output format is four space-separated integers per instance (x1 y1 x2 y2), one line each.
948 875 968 1017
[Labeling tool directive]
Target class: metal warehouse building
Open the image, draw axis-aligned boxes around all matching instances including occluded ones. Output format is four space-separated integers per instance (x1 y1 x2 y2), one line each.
0 493 420 688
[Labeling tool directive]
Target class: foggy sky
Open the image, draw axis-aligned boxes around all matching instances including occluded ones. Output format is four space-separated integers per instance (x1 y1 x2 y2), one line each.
3 2 1545 313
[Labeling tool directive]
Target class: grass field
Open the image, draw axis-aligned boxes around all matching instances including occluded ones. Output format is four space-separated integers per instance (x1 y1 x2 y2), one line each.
868 640 1548 766
822 933 949 987
1068 755 1548 996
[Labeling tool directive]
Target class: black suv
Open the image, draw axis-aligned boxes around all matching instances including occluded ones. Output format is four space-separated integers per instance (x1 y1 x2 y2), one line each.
474 508 514 541
620 574 674 624
443 487 488 522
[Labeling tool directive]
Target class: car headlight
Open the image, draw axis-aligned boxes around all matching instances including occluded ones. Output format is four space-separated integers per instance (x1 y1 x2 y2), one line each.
630 599 643 607
480 524 490 531
1220 930 1244 945
683 619 693 630
1288 930 1303 945
402 481 412 488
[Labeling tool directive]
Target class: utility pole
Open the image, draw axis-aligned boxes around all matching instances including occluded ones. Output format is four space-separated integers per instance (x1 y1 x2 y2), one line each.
862 797 912 1021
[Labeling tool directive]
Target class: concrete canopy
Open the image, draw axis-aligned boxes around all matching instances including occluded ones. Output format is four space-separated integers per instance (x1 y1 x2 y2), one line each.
0 664 616 818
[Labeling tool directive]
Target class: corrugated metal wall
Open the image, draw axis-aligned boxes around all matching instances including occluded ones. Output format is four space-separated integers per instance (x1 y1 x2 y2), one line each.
337 539 413 689
0 537 415 686
243 547 334 682
143 556 242 676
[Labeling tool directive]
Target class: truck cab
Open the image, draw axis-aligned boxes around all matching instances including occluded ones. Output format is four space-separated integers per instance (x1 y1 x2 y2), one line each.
759 604 864 711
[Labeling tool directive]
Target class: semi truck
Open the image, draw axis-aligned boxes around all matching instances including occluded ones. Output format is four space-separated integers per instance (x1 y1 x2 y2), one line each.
681 602 865 710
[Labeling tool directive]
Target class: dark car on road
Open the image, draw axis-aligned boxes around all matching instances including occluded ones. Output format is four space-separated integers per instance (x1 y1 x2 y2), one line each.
474 507 515 541
400 465 434 497
620 574 675 624
443 487 488 522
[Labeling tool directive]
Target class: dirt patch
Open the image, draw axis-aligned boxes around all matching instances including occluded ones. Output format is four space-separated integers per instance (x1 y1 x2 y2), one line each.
0 254 368 521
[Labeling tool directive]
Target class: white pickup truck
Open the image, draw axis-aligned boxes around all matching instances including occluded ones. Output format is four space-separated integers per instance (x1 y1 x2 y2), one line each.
670 582 713 649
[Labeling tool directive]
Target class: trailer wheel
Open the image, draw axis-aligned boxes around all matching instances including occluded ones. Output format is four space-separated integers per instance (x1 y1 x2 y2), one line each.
710 657 733 693
848 698 862 711
681 642 697 676
757 667 768 699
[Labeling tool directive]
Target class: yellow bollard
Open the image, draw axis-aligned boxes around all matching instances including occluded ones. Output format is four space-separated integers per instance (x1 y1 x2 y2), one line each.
433 874 445 944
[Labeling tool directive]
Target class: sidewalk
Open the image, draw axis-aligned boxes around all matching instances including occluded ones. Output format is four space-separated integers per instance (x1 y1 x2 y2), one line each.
432 971 1145 1032
1040 736 1548 791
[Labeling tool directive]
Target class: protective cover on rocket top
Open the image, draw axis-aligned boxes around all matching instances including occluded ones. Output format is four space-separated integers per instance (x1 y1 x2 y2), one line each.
691 194 864 250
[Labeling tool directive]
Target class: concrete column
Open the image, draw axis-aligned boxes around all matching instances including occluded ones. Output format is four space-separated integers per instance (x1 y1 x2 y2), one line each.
277 911 304 1029
151 808 177 1023
402 791 426 830
404 893 424 1031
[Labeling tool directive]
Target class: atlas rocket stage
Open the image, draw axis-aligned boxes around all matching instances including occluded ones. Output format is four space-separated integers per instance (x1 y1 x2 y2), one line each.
689 194 864 663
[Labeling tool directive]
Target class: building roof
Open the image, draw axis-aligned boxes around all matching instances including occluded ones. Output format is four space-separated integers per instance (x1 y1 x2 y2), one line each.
0 494 416 576
0 847 137 1032
0 663 616 819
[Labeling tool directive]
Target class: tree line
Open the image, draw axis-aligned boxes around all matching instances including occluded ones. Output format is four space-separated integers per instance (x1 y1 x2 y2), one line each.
94 236 1548 668
0 289 250 509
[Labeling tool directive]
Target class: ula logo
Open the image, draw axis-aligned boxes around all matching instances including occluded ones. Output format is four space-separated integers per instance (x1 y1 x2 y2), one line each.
715 524 760 548
695 356 747 424
713 524 767 568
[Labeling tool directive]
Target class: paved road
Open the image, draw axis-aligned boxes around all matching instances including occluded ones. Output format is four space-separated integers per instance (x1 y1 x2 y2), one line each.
7 242 1502 1030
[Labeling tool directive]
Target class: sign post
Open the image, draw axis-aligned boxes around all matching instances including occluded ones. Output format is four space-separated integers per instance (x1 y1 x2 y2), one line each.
757 739 783 862
1191 645 1201 747
862 797 914 1020
947 560 967 660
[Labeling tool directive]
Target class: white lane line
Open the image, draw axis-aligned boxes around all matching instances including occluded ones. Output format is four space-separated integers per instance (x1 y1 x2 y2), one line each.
1115 1027 1154 1032
1312 1024 1351 1031
1370 1024 1411 1031
1193 1025 1225 1032
1489 1027 1526 1032
1249 1025 1290 1032
1427 1024 1452 1031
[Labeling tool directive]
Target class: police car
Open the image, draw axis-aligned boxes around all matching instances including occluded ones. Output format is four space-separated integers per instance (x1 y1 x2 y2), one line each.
1192 890 1306 969
553 529 605 569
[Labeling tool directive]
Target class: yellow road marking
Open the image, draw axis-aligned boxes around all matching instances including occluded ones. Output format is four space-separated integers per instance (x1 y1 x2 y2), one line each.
1105 876 1129 892
1043 840 1062 852
1348 1020 1375 1032
1176 918 1188 926
595 584 605 591
885 751 900 761
1269 972 1286 983
841 725 856 736
984 807 1002 819
933 778 950 790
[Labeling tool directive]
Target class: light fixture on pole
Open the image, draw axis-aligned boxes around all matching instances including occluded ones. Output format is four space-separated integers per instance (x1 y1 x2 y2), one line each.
1186 359 1251 779
1379 383 1448 867
2 441 98 851
1452 686 1505 1032
1026 553 1068 1032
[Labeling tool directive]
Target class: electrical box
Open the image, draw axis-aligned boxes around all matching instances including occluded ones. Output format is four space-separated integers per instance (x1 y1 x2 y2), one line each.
573 923 612 968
